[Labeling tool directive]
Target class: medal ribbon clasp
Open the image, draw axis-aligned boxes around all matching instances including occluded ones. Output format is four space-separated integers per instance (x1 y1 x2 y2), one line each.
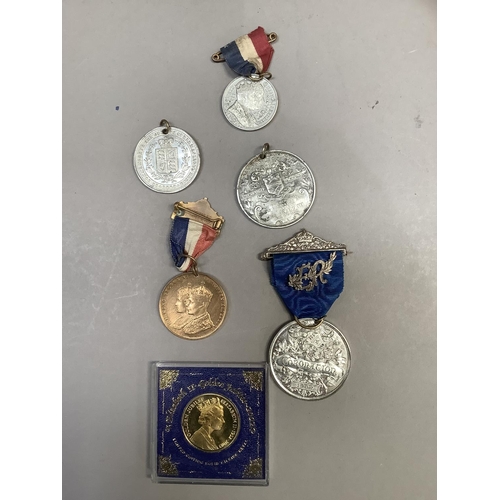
212 31 278 63
171 201 224 232
170 199 224 273
212 27 277 77
261 230 347 321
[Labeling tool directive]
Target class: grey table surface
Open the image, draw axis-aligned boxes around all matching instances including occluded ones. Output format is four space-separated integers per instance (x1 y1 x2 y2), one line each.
62 0 436 498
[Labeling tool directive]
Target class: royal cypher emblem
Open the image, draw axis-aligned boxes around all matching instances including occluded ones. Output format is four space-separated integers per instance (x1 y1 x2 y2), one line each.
288 252 337 291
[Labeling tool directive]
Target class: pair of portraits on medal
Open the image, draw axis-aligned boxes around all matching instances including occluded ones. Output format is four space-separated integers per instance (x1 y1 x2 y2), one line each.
159 272 227 340
172 283 214 335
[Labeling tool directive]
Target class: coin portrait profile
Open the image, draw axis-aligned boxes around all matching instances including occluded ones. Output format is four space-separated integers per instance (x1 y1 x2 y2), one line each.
190 397 225 451
182 394 240 452
222 76 278 131
227 80 265 128
185 284 215 334
171 286 192 329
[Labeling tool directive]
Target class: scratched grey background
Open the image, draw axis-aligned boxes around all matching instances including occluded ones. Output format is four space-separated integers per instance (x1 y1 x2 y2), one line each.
63 0 436 498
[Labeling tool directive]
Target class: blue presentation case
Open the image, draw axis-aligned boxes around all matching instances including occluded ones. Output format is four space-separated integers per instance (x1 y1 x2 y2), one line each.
150 362 269 485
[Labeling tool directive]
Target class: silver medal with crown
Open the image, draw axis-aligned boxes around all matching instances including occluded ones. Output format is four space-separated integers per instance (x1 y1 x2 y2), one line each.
222 76 278 131
237 144 316 228
133 119 200 193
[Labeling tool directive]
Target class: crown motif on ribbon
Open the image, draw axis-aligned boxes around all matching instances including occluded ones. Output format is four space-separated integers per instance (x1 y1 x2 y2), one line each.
196 397 223 413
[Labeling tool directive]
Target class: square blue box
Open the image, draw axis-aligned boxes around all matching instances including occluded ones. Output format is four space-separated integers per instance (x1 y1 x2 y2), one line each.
150 362 268 485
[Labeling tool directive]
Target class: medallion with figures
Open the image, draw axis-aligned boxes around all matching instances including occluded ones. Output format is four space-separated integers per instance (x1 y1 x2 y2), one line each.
159 273 227 340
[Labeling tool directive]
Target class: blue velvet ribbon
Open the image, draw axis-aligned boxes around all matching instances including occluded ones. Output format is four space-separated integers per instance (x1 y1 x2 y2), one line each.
270 251 344 320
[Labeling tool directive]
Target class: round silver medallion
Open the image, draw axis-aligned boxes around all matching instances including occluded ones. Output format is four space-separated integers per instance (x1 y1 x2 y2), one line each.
133 126 200 193
222 77 278 131
236 149 315 228
269 319 351 400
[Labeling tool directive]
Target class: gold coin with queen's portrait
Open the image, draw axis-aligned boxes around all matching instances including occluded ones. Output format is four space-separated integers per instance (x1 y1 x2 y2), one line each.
182 393 240 452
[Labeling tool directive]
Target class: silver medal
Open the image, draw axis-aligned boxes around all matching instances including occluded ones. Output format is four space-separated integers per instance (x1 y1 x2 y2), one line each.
133 120 200 193
222 76 278 131
236 144 315 228
269 319 351 400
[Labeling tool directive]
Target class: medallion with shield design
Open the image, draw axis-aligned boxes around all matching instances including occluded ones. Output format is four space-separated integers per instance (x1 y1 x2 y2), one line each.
236 147 315 228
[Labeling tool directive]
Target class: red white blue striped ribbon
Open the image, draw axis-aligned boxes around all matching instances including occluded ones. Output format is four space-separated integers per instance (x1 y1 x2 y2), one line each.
170 216 218 272
219 26 274 76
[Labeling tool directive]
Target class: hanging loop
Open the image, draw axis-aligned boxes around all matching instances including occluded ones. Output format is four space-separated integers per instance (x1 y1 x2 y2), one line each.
294 316 325 329
181 253 199 276
211 52 225 62
260 143 270 159
159 119 171 134
267 32 278 43
248 71 272 82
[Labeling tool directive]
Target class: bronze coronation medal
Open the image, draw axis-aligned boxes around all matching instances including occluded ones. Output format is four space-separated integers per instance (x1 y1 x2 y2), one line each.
159 274 227 340
159 199 227 340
